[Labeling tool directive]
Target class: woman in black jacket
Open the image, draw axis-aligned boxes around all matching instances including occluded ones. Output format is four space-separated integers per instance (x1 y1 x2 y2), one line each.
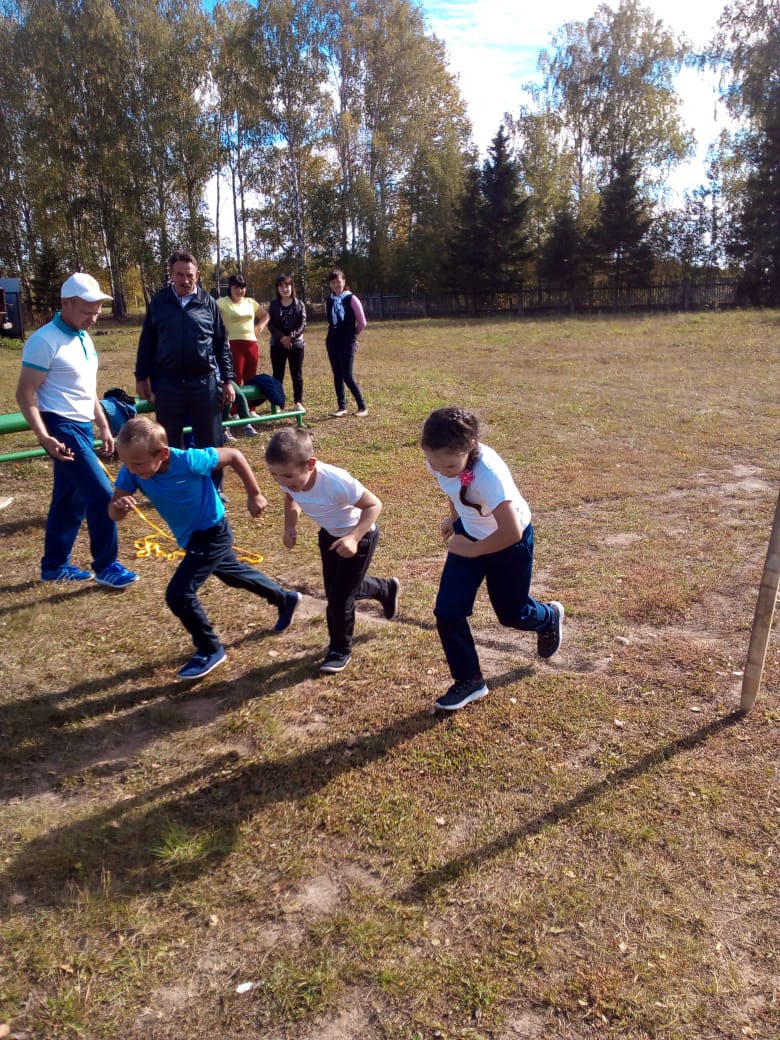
267 273 306 410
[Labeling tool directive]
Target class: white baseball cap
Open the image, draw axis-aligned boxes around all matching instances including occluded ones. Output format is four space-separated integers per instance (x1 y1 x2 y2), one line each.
61 273 113 302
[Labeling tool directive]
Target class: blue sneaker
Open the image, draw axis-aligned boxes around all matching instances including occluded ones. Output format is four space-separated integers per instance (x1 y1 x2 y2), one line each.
94 561 139 590
41 564 93 583
177 646 226 680
274 590 301 633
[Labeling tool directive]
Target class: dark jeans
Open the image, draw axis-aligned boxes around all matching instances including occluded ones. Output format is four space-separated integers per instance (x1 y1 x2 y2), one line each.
166 518 287 654
318 525 388 654
40 412 117 574
434 521 555 681
153 371 224 489
325 340 365 411
270 342 304 404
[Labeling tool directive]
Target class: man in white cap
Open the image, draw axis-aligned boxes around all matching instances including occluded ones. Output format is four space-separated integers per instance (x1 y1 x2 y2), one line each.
15 273 139 587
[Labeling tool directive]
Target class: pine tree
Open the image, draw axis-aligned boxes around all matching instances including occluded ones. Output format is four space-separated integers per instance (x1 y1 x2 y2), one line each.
446 125 530 302
539 209 585 293
480 126 531 292
589 152 653 297
446 165 488 299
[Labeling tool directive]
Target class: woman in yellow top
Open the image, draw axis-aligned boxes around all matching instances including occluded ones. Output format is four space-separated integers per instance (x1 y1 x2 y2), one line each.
216 274 269 387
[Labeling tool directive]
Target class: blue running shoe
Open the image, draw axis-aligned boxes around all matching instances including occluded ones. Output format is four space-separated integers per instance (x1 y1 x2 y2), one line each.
177 646 226 680
94 561 139 589
41 564 93 583
274 591 301 633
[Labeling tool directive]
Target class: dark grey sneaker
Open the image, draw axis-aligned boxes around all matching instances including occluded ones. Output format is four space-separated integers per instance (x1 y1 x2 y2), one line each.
434 677 489 712
320 650 352 673
537 601 564 659
382 578 400 620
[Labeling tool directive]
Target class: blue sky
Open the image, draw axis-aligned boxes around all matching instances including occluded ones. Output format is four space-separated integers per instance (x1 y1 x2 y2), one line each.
418 0 727 196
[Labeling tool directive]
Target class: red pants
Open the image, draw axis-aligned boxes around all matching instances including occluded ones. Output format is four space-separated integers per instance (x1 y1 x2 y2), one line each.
229 339 259 385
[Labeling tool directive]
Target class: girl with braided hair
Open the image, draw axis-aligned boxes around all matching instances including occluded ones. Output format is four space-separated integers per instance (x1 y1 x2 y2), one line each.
421 406 564 711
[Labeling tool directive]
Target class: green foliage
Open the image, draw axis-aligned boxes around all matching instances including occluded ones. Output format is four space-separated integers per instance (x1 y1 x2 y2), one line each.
447 125 531 298
589 152 654 292
710 0 780 303
535 0 692 205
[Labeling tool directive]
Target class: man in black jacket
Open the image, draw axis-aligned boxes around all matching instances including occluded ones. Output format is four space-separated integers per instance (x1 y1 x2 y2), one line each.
135 251 235 485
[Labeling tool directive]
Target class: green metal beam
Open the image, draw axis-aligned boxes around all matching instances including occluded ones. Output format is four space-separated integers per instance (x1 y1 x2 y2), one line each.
0 386 305 463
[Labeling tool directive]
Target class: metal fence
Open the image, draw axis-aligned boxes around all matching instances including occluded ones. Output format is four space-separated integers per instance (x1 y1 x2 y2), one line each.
360 280 741 320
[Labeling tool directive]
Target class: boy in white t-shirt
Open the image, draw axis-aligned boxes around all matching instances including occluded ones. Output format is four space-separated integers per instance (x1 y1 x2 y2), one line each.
265 428 399 673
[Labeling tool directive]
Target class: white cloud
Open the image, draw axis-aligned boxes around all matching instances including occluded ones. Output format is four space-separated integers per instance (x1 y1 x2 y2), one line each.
422 0 727 196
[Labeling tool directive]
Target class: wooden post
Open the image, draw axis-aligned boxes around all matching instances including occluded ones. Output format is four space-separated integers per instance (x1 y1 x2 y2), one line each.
740 488 780 712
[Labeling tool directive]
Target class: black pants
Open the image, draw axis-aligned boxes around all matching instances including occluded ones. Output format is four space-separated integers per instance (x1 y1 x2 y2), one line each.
270 342 304 405
166 518 287 654
325 340 365 411
153 371 224 490
318 525 388 654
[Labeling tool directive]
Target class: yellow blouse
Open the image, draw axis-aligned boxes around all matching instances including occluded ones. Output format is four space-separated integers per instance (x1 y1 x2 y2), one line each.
217 295 263 341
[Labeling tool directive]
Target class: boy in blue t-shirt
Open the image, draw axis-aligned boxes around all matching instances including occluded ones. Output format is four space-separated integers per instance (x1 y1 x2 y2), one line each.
109 416 300 680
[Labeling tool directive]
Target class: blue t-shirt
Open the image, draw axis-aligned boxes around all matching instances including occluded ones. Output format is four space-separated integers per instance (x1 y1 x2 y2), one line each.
115 446 223 548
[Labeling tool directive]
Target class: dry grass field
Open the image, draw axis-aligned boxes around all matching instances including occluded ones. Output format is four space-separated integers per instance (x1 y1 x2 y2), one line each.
0 310 778 1040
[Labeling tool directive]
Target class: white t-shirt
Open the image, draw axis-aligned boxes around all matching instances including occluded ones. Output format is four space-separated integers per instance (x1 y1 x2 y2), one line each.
282 461 372 538
428 442 532 541
21 314 98 422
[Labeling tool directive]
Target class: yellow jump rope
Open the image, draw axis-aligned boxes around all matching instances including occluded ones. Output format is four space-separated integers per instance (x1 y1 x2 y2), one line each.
99 458 264 566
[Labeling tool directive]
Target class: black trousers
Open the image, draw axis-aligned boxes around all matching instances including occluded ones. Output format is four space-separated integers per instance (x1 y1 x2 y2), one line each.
166 518 287 654
318 525 388 653
153 371 224 489
270 342 305 405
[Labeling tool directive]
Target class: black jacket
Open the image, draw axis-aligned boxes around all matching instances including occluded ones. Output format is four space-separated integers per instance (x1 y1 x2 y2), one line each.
135 285 233 383
267 297 306 348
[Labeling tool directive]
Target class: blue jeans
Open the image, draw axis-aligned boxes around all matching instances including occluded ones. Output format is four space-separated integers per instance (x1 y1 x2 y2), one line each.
434 521 554 681
326 340 365 411
318 525 388 653
41 412 117 574
165 518 287 654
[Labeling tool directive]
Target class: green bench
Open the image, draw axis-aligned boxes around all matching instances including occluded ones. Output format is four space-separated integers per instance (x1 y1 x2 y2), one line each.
0 384 306 463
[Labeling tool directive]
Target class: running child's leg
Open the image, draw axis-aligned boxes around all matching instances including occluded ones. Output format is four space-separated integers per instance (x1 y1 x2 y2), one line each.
166 542 222 655
484 525 563 656
434 550 485 681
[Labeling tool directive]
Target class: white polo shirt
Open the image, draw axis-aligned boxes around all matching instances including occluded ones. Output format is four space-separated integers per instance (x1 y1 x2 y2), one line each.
21 313 98 422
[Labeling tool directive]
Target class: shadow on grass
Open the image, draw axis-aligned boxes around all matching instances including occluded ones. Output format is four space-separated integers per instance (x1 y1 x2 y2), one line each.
398 710 746 903
0 637 359 796
0 514 47 538
3 707 445 902
0 580 104 614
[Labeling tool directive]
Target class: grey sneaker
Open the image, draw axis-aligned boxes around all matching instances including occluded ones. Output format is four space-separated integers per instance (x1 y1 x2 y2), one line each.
537 601 564 658
320 650 352 673
434 677 489 711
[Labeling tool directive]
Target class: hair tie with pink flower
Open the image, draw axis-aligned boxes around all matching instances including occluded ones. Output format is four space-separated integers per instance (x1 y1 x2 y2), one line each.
459 469 475 487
